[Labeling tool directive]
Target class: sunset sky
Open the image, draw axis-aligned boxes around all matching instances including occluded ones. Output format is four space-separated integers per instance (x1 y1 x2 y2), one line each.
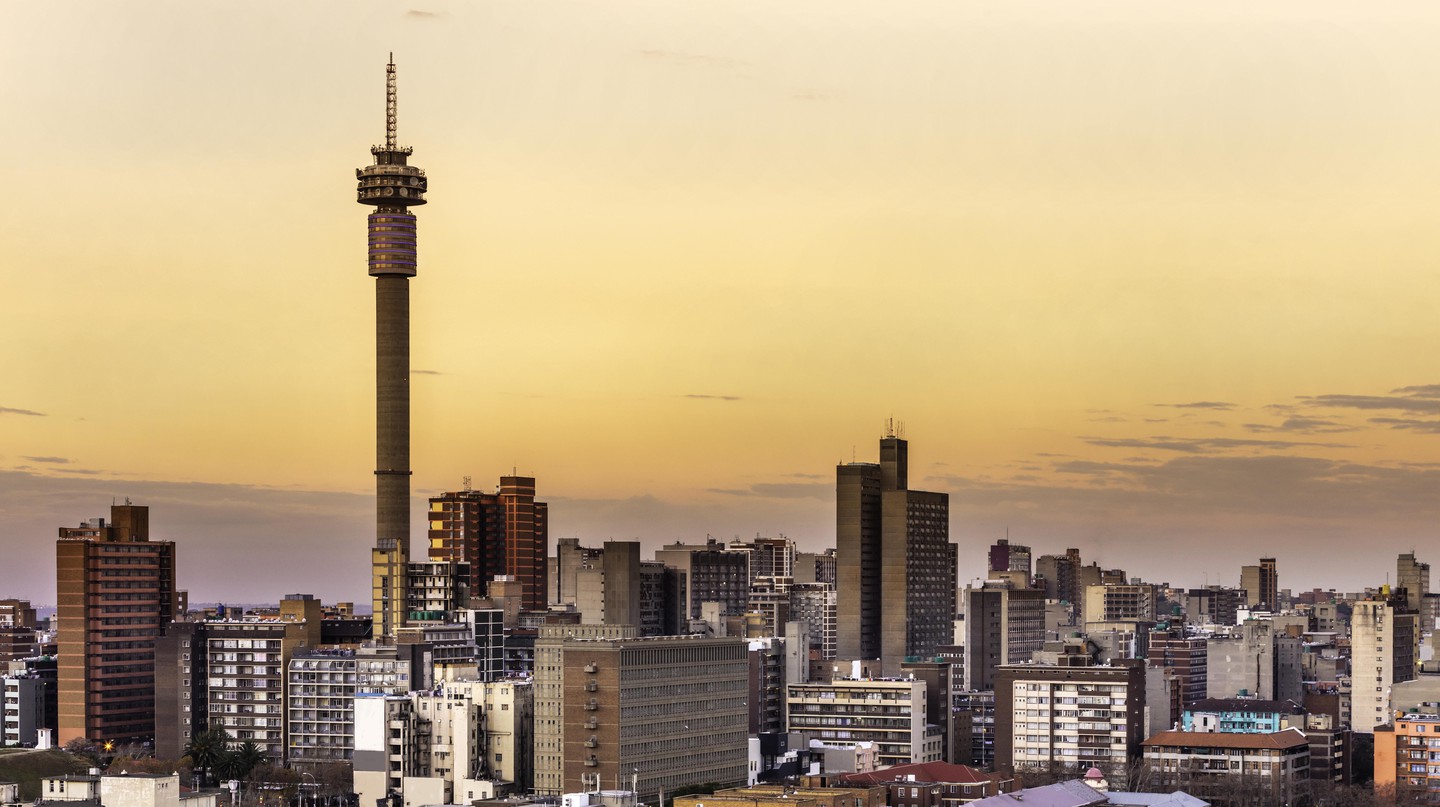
6 1 1440 605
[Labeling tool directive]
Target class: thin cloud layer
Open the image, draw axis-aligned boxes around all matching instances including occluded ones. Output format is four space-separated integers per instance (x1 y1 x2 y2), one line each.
0 406 45 417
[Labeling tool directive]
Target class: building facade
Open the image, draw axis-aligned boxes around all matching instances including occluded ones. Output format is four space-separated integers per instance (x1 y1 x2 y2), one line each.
56 504 178 745
532 626 748 803
837 434 957 674
993 658 1147 777
787 677 943 767
427 478 549 613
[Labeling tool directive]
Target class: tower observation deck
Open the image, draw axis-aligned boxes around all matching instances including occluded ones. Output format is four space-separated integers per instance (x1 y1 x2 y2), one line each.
358 55 426 639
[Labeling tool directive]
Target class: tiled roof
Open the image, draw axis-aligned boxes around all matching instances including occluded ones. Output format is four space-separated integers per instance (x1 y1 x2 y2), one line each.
1143 727 1310 750
840 762 994 786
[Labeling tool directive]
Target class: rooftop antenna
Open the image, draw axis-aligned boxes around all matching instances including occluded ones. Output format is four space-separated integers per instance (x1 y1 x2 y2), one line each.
462 476 472 492
385 53 398 149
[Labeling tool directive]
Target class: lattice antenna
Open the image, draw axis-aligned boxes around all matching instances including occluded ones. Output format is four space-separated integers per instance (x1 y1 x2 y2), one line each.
386 53 398 149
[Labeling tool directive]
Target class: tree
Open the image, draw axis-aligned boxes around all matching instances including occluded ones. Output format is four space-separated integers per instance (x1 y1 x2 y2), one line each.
185 727 233 786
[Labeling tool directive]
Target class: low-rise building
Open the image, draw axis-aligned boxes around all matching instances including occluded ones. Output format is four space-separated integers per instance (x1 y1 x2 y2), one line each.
840 761 1015 804
1375 713 1440 803
787 677 943 767
1142 728 1310 806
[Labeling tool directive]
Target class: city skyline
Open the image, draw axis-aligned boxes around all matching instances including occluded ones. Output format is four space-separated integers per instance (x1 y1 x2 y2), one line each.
8 1 1440 603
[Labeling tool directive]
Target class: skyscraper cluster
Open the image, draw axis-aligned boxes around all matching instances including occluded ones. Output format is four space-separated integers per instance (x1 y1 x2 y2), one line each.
15 54 1440 807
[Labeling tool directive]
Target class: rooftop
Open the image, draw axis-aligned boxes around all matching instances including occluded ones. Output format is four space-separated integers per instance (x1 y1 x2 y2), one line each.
1143 728 1310 750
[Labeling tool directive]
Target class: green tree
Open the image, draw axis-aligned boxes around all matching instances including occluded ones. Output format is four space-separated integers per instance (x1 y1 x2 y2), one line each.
185 728 233 786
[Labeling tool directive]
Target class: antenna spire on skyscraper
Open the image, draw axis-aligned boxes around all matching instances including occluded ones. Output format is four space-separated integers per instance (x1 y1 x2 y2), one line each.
386 54 398 149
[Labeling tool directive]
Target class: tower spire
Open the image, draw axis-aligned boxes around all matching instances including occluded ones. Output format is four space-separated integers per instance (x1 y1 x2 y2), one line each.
386 53 398 149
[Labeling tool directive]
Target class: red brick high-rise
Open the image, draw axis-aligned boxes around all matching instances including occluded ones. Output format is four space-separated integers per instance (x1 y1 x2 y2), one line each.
429 476 548 612
56 503 177 745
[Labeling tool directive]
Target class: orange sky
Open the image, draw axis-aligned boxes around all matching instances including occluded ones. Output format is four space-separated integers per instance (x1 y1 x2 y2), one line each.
5 1 1440 603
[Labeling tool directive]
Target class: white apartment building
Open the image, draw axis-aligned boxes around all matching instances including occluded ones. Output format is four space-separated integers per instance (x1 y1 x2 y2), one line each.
785 678 941 766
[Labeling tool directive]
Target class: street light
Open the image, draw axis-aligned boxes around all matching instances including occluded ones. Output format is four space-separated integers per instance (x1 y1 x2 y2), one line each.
301 773 317 807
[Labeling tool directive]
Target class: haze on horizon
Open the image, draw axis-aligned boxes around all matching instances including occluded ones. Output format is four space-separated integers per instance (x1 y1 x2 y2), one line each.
5 1 1440 604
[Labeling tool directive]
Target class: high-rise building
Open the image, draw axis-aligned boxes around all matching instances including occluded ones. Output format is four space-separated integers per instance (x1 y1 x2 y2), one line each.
359 57 429 639
962 581 1045 692
427 478 549 613
56 503 177 745
655 539 751 621
1351 599 1419 733
836 431 957 673
988 539 1032 577
1398 552 1430 614
1239 558 1278 612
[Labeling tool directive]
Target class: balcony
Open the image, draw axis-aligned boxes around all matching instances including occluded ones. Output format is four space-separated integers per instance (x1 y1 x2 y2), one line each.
585 737 598 748
584 757 599 767
585 718 598 730
585 681 598 692
584 662 598 673
585 700 598 711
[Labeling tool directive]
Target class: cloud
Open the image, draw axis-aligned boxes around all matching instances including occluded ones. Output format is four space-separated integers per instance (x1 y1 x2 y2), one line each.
411 369 444 376
1369 417 1440 434
405 10 446 19
708 482 830 500
1153 401 1237 411
1391 385 1440 399
1301 385 1440 414
1242 417 1356 435
1082 435 1351 454
682 394 742 401
22 456 71 464
1087 416 1126 423
0 407 45 417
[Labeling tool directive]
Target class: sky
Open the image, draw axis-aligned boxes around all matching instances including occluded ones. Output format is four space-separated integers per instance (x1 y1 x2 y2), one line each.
5 1 1440 605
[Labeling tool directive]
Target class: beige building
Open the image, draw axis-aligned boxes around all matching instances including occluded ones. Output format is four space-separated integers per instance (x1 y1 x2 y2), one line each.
786 677 942 767
1352 600 1419 733
532 626 748 803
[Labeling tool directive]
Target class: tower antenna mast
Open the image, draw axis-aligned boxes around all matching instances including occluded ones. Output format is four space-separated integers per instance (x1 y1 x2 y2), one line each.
386 53 398 149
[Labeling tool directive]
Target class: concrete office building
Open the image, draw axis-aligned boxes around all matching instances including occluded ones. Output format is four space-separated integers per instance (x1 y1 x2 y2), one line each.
359 57 429 640
1399 552 1431 615
789 583 838 661
1185 587 1246 627
1081 584 1156 627
655 539 751 621
1035 550 1082 614
56 503 178 745
1207 619 1303 703
532 626 748 803
988 540 1032 577
794 550 837 586
428 479 550 613
1239 558 1278 612
1147 628 1207 709
962 581 1045 692
837 432 957 674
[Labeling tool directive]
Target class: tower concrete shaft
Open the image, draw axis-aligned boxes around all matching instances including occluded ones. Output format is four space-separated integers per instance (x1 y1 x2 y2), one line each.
358 56 428 639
